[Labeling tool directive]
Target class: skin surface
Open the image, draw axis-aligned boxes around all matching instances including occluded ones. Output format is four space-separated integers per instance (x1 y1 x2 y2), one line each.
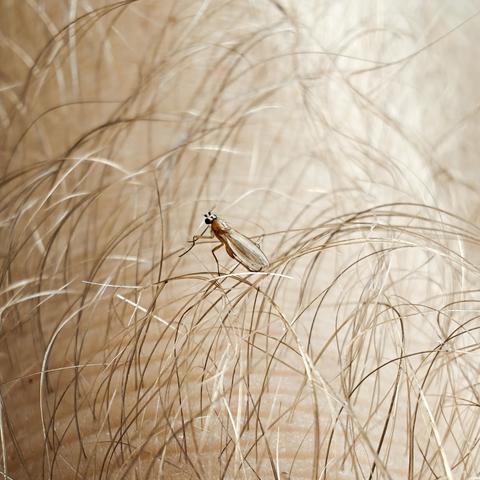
2 1 480 479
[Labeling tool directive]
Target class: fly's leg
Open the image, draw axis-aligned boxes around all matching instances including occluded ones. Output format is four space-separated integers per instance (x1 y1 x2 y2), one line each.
191 231 214 245
179 227 224 276
211 244 223 275
179 228 213 257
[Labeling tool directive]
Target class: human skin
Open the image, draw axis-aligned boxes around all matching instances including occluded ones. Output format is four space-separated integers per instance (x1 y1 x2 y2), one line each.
2 1 480 479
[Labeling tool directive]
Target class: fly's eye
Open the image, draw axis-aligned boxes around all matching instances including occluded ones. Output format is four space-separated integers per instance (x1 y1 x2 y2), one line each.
205 218 212 225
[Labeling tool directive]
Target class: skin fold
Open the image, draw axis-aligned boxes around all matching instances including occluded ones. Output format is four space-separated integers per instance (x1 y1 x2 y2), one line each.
1 1 480 478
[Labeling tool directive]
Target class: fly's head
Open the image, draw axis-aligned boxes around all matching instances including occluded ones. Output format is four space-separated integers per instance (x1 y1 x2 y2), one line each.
204 211 217 225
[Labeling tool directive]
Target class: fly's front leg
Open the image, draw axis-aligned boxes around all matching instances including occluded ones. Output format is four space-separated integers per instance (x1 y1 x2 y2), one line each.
211 244 223 275
179 227 213 257
191 229 214 244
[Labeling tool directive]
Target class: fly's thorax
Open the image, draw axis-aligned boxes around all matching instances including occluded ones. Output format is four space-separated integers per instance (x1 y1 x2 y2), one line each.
211 218 231 235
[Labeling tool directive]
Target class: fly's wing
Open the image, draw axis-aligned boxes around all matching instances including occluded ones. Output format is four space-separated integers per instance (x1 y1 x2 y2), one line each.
221 229 269 272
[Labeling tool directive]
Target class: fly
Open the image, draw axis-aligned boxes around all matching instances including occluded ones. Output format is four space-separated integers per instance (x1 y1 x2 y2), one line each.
180 212 269 273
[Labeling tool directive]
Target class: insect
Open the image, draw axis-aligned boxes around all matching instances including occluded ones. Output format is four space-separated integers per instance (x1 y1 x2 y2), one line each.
180 212 269 273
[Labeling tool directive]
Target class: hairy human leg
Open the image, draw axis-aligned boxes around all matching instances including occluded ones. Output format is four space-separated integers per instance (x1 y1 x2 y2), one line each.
2 1 480 479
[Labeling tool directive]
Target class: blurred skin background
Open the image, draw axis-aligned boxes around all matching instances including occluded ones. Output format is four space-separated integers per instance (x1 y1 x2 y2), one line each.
2 1 480 478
